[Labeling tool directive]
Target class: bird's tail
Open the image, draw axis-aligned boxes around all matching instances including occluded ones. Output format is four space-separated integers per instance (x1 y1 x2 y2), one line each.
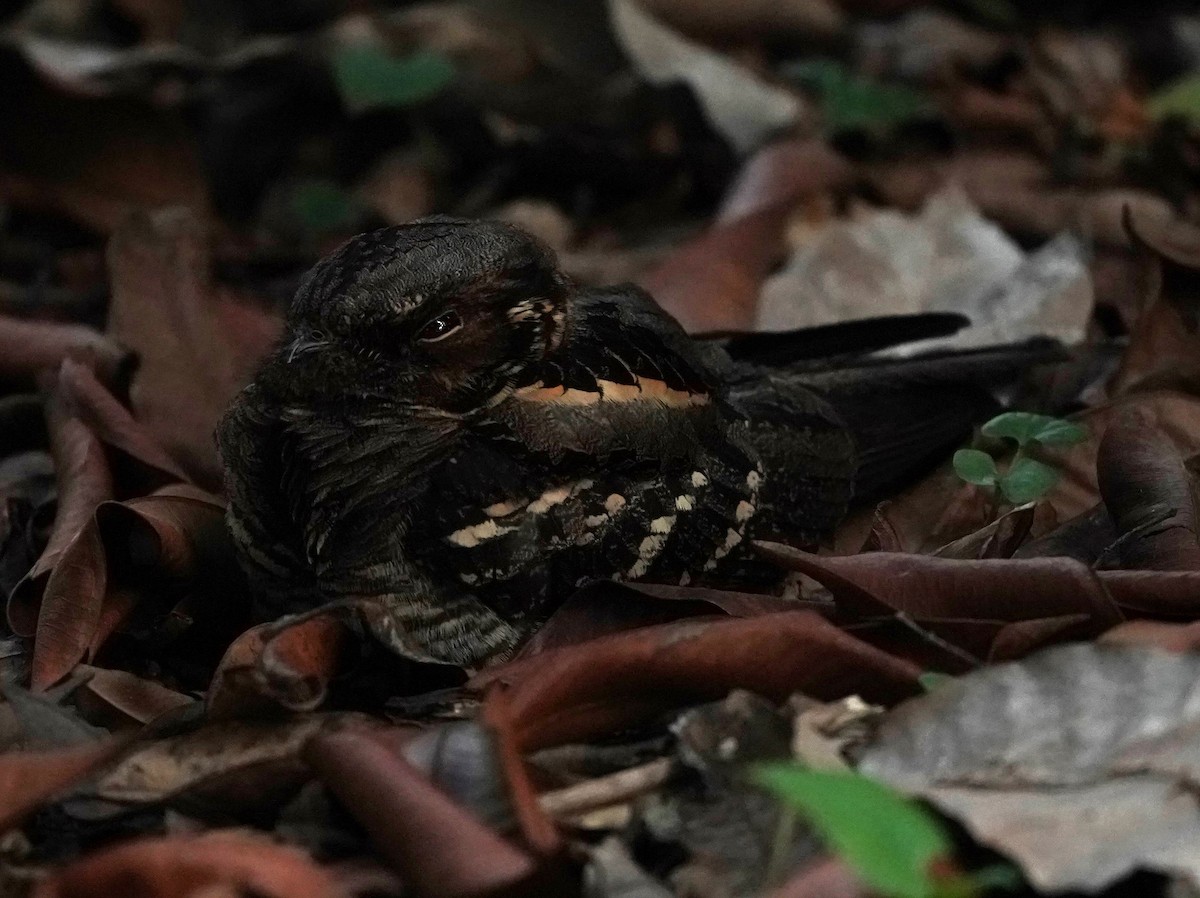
794 337 1066 501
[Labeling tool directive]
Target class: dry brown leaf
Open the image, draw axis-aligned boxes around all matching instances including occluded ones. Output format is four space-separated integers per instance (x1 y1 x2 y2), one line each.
106 208 282 490
0 316 129 390
0 50 208 234
717 138 852 225
1047 392 1200 523
639 207 787 332
1096 415 1200 570
1109 204 1200 395
516 579 798 657
476 611 921 751
638 0 844 43
57 357 187 491
8 364 113 638
95 715 336 810
305 729 552 898
0 740 126 833
75 665 194 728
206 612 351 719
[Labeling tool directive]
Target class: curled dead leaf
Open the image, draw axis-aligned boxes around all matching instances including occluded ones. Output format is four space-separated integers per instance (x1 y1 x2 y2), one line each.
1096 415 1200 570
57 358 187 492
305 729 554 898
0 315 129 391
8 364 114 639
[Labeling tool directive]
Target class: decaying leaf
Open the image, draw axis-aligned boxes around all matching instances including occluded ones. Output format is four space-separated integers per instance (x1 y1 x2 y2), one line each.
305 728 555 897
860 643 1200 892
476 611 921 751
106 208 282 490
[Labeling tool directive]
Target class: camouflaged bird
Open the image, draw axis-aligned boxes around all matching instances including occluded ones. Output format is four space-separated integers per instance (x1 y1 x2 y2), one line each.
218 217 1053 667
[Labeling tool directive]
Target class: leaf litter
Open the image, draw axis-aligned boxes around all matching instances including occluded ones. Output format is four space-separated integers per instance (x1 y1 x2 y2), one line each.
4 1 1200 897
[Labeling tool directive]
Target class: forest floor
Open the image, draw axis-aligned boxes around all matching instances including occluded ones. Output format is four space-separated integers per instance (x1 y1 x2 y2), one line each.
2 0 1200 896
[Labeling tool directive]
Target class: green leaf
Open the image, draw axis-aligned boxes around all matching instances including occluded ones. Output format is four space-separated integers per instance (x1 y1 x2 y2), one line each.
754 766 959 898
919 672 954 693
981 412 1086 447
952 449 998 487
332 45 455 112
1149 76 1200 126
998 457 1060 504
290 180 363 234
787 59 930 134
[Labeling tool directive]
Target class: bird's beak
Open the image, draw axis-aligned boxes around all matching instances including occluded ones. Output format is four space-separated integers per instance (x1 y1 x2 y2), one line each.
286 334 328 363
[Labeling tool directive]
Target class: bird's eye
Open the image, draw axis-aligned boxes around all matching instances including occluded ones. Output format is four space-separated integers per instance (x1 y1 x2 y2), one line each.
416 310 463 343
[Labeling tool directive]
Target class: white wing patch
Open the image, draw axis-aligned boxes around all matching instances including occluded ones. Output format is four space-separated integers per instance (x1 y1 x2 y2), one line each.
514 376 708 408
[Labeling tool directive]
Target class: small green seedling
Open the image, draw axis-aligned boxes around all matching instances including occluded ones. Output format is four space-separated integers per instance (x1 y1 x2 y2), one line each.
953 412 1087 506
331 45 455 114
754 765 1017 898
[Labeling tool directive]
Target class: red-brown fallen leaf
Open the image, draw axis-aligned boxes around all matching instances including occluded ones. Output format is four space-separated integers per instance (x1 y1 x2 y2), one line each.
639 0 844 43
0 740 125 833
767 857 868 898
639 207 787 332
0 50 208 235
75 665 194 729
1111 288 1200 396
106 207 282 491
1096 415 1200 570
0 315 129 390
834 467 996 557
755 542 1123 628
87 486 245 663
1100 620 1200 653
207 612 350 719
1047 393 1200 523
206 622 271 718
475 611 921 752
305 730 553 898
95 715 343 810
640 138 852 333
518 580 799 657
1109 205 1200 396
30 831 347 898
864 152 1173 248
717 138 853 225
8 364 114 639
479 690 563 859
57 357 187 492
933 501 1051 560
864 149 1047 214
97 486 236 582
29 524 106 691
1096 570 1200 617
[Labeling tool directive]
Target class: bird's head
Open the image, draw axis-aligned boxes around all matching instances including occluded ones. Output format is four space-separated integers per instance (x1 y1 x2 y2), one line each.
271 217 569 413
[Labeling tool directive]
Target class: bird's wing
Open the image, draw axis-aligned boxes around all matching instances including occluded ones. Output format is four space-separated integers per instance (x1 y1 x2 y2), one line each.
407 426 766 622
489 284 730 462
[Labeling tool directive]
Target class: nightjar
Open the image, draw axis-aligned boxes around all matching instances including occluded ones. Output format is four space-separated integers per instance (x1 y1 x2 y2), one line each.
218 217 1055 666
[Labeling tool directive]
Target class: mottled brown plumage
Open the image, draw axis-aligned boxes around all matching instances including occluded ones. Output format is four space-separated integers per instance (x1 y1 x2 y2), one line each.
218 217 1055 667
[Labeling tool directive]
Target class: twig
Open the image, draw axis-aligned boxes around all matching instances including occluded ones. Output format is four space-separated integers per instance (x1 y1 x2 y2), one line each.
539 757 675 819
